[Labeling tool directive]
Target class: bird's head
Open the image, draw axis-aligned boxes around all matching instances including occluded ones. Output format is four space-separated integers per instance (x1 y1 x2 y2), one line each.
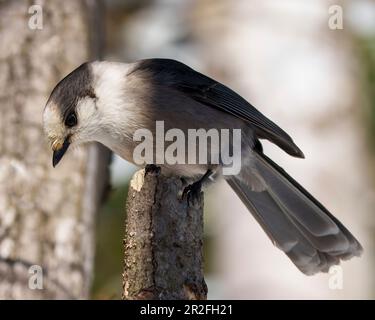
43 61 129 167
43 62 100 167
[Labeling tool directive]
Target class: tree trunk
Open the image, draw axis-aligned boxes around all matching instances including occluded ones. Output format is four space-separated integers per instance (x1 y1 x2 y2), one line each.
122 170 207 300
0 0 109 299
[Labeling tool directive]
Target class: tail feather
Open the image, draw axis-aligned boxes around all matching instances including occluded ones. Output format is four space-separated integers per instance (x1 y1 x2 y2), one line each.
227 152 362 275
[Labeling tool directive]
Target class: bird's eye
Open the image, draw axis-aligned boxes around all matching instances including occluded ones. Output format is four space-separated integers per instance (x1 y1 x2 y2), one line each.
65 113 77 127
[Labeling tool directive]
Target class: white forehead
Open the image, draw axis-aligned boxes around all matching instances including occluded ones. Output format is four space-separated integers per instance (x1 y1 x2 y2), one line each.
43 102 65 140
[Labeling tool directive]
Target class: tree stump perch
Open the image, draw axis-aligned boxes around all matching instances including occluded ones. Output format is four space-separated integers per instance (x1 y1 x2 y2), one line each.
122 169 207 300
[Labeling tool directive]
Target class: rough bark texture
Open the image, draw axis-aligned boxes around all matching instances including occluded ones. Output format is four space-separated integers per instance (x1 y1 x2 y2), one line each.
122 169 207 300
0 0 109 299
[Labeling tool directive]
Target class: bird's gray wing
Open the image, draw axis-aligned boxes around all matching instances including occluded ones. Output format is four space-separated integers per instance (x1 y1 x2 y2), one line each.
132 58 304 158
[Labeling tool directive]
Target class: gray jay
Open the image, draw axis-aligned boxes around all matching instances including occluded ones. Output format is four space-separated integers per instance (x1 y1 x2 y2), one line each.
43 58 362 275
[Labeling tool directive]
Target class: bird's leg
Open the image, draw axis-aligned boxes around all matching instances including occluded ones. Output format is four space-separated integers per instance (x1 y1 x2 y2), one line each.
145 164 161 176
182 169 213 205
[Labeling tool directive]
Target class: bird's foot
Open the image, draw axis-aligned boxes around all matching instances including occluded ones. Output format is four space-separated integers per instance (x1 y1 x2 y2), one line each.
182 180 203 207
181 169 212 207
144 164 161 176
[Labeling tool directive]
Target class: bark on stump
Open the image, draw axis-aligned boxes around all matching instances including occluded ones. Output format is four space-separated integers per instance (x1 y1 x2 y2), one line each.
122 169 207 300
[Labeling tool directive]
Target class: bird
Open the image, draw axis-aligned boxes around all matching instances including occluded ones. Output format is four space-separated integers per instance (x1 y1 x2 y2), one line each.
43 58 363 275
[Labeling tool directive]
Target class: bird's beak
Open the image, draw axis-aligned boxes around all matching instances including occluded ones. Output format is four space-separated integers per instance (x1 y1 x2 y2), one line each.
52 137 70 167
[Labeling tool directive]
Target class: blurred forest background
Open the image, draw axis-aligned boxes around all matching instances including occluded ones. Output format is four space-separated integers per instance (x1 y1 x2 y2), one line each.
1 0 375 299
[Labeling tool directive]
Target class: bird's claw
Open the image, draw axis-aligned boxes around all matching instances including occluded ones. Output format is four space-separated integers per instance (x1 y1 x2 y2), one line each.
182 181 203 207
144 164 161 176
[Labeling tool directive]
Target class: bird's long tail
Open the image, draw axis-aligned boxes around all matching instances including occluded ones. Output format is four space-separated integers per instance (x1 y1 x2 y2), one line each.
227 152 363 275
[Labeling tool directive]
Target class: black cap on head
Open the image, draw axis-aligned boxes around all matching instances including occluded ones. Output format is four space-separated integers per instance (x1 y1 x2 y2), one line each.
48 62 93 122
